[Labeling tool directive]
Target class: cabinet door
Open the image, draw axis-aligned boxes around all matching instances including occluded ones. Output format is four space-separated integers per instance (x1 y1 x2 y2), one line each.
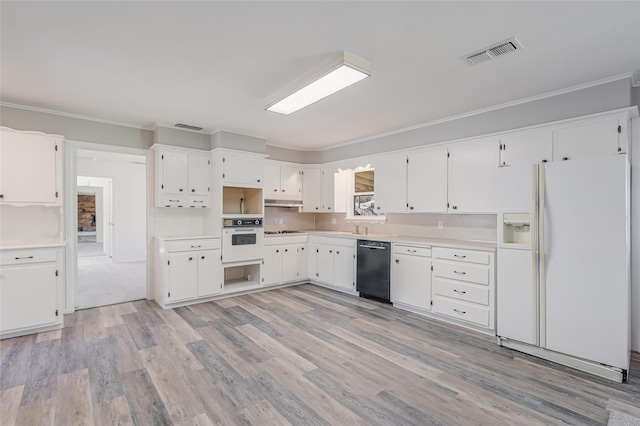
297 245 308 280
302 169 321 212
188 154 211 195
308 243 319 280
262 246 283 286
280 166 301 199
223 152 264 186
281 246 299 282
197 250 222 297
0 131 58 204
0 264 58 332
321 168 334 212
407 148 448 213
168 252 198 302
334 246 355 290
316 245 335 284
162 151 189 195
500 131 552 167
392 254 432 311
264 163 281 196
448 140 499 213
374 153 407 214
555 118 620 161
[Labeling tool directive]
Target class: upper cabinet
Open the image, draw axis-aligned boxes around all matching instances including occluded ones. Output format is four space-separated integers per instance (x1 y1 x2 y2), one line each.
407 148 448 213
554 117 625 161
448 139 499 213
301 167 342 213
0 127 63 206
154 146 211 208
264 161 301 200
221 151 264 187
301 168 321 212
499 131 553 167
374 153 407 214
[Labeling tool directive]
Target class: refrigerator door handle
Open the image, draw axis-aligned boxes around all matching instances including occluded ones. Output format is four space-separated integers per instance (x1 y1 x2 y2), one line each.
531 164 540 346
539 163 547 347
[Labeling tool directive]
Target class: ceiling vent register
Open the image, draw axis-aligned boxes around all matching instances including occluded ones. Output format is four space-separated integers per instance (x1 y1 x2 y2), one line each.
174 123 203 131
466 37 522 65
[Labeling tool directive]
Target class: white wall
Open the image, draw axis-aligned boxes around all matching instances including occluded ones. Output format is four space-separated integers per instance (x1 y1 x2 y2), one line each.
77 157 146 262
631 116 640 352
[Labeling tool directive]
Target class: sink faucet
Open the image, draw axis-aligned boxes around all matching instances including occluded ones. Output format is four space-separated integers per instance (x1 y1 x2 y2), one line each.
354 224 360 234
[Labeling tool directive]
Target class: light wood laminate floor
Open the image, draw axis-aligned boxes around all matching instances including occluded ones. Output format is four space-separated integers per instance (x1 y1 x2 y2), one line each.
1 284 639 425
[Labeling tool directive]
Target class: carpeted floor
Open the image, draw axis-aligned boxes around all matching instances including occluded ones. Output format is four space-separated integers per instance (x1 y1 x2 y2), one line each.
78 241 105 257
76 256 146 309
609 411 640 426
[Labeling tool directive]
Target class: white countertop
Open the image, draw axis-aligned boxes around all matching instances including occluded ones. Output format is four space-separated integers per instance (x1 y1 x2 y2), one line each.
265 230 496 251
0 241 67 250
155 235 220 241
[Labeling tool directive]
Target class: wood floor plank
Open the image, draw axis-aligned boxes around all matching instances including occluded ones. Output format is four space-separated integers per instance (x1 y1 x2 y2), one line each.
176 412 216 426
19 340 60 406
82 308 108 342
120 312 157 350
105 324 144 375
94 395 135 426
241 400 292 426
36 329 61 343
120 368 172 425
86 337 124 404
100 304 126 328
0 334 35 390
149 324 205 372
55 369 93 425
0 385 23 426
196 325 262 379
15 398 56 426
234 296 280 322
58 325 86 375
152 305 203 344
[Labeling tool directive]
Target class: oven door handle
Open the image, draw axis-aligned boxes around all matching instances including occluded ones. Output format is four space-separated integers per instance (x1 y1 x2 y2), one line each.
230 228 257 233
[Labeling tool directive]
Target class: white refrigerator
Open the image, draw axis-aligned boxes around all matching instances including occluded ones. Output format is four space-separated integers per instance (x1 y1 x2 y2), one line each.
496 154 630 382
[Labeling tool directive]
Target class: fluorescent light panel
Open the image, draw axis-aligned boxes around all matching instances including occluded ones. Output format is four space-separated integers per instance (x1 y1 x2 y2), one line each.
266 51 372 115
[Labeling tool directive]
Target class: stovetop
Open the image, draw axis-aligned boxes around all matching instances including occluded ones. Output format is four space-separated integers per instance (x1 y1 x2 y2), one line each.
264 230 303 235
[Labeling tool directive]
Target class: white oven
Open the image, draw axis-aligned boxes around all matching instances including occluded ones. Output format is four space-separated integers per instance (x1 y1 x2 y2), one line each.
222 218 264 263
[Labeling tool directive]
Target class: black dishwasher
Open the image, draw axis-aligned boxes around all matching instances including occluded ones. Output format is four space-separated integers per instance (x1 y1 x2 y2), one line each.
356 240 391 303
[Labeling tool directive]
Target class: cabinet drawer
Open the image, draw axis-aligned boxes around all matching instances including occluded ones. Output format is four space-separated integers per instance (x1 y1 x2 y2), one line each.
433 297 490 328
393 244 431 257
433 247 490 265
166 239 220 252
432 261 489 285
0 248 57 265
432 279 489 305
188 196 209 208
157 194 187 208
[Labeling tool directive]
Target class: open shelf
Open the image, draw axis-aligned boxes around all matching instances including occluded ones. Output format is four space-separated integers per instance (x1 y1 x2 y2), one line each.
223 262 261 294
222 186 263 216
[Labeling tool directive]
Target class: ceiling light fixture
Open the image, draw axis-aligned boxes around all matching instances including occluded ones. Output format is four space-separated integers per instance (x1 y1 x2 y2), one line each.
266 51 372 115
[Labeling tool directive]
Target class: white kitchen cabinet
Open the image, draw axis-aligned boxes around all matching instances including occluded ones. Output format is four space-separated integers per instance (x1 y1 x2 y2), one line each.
281 245 299 282
262 245 283 286
333 246 355 291
302 168 321 212
295 244 308 281
499 131 553 167
431 247 495 330
373 153 407 214
407 148 448 213
391 244 432 311
222 151 264 187
154 147 211 208
0 127 63 206
0 246 64 339
554 117 624 161
264 161 301 200
155 237 222 308
309 237 356 292
321 168 335 212
447 140 499 213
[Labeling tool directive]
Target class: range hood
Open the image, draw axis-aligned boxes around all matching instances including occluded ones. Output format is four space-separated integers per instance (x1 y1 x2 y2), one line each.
264 199 303 208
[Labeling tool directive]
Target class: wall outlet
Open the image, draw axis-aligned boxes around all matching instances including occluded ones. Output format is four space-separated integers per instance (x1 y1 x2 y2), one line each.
437 220 444 230
331 218 337 225
274 217 279 224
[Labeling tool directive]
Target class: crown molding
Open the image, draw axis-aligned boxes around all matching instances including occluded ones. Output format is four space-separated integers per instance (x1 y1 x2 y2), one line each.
631 70 640 87
319 71 636 152
0 102 153 131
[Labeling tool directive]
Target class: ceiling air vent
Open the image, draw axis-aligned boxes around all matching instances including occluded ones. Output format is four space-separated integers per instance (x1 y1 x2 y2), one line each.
175 123 203 131
466 37 522 65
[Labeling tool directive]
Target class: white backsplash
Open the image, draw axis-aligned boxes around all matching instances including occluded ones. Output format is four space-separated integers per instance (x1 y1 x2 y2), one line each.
264 207 315 232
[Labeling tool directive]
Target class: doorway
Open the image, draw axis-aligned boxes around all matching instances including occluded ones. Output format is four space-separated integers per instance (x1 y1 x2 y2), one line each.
75 149 147 309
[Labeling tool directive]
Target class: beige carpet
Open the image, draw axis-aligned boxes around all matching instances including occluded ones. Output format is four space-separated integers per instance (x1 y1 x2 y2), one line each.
609 411 640 426
77 256 146 309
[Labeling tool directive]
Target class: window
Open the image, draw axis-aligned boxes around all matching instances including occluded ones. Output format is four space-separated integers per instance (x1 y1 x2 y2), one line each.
347 168 385 222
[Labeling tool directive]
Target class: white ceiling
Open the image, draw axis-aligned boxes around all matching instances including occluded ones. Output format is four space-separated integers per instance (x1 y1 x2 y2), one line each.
1 1 639 151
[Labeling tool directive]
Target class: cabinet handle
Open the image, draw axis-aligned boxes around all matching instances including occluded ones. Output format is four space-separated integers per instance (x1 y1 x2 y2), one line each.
15 256 34 260
276 250 279 253
179 188 184 192
285 249 288 252
407 249 416 253
274 189 278 192
282 189 285 192
315 207 319 210
190 245 202 248
453 270 466 275
452 206 458 210
201 256 205 260
189 257 193 261
329 250 333 253
409 206 414 210
542 159 548 163
377 207 380 210
257 179 261 183
562 157 569 161
454 254 466 259
328 207 331 210
453 309 466 315
191 189 195 192
336 251 340 254
0 194 4 199
395 259 399 263
453 289 466 294
169 199 180 202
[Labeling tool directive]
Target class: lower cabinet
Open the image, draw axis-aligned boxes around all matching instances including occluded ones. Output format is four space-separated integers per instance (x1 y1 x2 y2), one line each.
155 237 222 307
262 239 308 286
431 247 495 330
0 246 64 339
309 237 356 292
391 244 432 311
